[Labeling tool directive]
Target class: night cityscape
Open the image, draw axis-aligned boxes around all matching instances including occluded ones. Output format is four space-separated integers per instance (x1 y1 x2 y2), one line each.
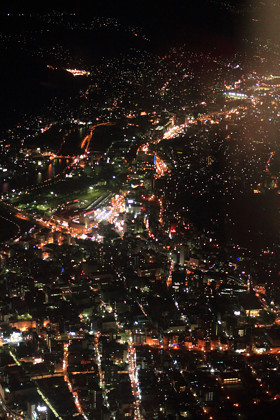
1 1 280 419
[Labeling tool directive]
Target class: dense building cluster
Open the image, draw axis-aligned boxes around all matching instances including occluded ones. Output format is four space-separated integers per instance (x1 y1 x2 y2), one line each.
1 7 280 420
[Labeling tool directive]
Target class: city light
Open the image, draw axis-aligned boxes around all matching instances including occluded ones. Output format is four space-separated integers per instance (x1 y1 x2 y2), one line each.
1 6 280 420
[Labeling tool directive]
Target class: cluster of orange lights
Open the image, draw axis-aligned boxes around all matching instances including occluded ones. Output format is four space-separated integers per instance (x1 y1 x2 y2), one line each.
65 68 90 77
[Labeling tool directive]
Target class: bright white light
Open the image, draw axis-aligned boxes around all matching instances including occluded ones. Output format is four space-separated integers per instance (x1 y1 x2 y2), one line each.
37 405 47 412
9 332 22 343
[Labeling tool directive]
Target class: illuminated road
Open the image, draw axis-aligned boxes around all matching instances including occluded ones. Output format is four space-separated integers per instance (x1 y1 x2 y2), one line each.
81 122 115 153
94 332 110 410
63 343 88 419
128 344 142 420
161 106 248 142
167 259 175 287
138 302 148 318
